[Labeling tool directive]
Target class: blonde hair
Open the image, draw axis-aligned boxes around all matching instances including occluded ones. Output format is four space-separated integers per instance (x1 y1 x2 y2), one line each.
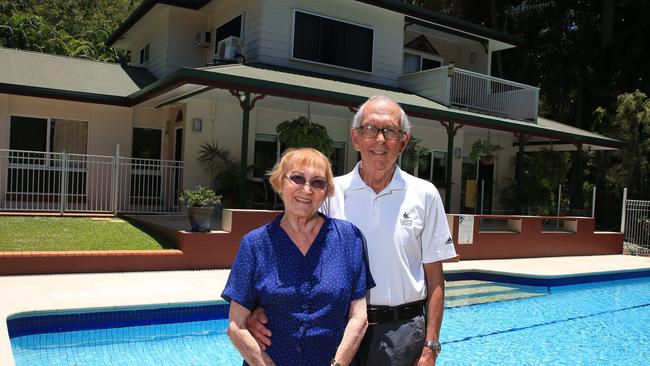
268 147 335 197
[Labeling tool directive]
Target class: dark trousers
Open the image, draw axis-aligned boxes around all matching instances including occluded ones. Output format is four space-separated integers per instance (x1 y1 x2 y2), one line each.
355 314 425 366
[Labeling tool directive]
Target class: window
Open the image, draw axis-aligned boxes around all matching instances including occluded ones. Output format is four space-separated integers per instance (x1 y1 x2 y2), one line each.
253 134 280 178
8 116 88 196
403 52 442 74
10 116 88 155
331 141 346 176
293 10 373 72
214 15 243 54
139 44 150 65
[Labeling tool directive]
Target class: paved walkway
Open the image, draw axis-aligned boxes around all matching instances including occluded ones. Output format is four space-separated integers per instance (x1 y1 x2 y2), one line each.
2 255 650 365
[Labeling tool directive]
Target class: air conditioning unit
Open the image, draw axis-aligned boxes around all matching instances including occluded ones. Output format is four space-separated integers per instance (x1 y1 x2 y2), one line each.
195 31 211 47
215 36 242 61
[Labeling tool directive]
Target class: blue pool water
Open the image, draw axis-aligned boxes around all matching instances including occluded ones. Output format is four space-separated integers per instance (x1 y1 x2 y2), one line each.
9 277 650 366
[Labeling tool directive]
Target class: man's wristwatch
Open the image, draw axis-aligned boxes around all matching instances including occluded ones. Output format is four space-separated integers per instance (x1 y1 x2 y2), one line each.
330 359 342 366
424 339 442 355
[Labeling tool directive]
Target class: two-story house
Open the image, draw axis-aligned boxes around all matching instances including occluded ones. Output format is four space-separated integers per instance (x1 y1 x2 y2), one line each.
0 0 620 215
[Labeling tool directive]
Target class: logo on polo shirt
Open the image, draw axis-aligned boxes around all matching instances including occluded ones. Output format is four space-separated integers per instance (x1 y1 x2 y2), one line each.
400 211 412 226
445 237 453 245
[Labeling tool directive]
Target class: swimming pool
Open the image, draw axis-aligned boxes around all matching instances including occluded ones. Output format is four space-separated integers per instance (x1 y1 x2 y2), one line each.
8 276 650 365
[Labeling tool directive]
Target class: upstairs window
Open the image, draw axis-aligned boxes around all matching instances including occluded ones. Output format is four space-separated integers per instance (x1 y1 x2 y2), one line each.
292 10 373 72
214 14 243 54
139 44 150 65
403 35 442 74
403 51 442 74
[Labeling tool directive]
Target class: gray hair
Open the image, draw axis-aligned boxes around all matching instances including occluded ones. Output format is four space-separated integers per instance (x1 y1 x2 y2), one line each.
351 95 411 134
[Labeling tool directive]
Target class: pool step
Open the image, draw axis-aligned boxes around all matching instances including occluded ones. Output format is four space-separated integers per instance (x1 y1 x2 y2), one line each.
445 280 548 308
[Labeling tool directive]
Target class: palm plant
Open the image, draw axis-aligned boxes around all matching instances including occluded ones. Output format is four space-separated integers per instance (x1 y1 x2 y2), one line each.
198 141 242 208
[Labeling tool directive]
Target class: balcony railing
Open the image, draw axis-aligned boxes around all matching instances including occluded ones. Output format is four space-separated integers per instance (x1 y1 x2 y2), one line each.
0 148 183 214
399 66 539 122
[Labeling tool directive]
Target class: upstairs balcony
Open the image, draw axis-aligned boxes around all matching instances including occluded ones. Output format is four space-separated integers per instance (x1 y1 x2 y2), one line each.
399 66 540 122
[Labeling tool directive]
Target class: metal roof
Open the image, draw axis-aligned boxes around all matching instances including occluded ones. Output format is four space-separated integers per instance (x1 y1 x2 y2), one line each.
131 63 620 148
0 48 156 100
0 47 619 148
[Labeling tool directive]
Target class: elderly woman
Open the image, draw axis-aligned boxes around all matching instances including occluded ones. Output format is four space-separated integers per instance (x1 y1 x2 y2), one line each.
222 147 373 366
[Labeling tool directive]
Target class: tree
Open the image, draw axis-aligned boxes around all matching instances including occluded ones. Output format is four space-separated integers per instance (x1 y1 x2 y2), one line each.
0 0 142 62
500 148 571 215
592 90 650 199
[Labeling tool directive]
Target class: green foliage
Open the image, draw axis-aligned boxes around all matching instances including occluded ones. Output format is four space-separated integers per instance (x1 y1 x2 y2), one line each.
178 186 222 208
401 136 429 173
500 148 571 215
0 0 142 62
276 116 335 157
469 139 502 161
198 141 242 207
0 216 169 251
592 90 650 199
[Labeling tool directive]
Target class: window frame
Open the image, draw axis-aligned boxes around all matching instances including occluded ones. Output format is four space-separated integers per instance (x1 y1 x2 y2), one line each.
402 50 443 75
290 9 375 74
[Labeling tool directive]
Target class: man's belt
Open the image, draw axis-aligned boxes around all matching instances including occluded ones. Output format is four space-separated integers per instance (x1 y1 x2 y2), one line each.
367 300 426 324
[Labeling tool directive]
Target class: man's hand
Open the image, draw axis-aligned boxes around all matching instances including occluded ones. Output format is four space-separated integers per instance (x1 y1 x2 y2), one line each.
245 307 272 350
414 346 437 366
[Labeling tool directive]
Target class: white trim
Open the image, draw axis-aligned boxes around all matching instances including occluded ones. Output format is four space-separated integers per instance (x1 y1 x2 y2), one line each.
290 9 374 74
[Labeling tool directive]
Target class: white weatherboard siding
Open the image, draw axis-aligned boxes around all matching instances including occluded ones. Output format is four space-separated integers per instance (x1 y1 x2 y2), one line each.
257 0 404 86
125 7 171 78
166 7 209 73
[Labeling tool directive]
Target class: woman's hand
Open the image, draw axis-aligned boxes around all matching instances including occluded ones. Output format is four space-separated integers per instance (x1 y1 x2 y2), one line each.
227 301 276 366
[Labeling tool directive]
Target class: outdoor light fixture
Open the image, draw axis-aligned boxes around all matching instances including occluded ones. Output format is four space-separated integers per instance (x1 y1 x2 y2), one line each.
469 52 477 63
193 117 203 132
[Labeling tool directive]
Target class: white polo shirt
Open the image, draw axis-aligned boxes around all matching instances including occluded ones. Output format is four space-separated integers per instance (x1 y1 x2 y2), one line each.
322 162 457 307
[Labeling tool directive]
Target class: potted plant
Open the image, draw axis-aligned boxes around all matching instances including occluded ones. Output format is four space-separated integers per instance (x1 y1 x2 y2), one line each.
276 116 335 157
469 138 502 164
178 186 222 232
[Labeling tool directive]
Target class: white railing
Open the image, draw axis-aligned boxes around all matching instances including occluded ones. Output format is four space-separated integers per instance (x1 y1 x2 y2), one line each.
399 66 539 122
0 148 183 214
450 67 539 122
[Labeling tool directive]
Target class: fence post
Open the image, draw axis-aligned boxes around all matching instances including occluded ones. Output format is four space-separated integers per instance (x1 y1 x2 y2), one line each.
479 179 485 215
111 144 120 216
591 186 596 218
620 187 627 233
59 151 68 214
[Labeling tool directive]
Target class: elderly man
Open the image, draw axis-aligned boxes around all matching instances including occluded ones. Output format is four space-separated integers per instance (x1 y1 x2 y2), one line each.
248 95 457 366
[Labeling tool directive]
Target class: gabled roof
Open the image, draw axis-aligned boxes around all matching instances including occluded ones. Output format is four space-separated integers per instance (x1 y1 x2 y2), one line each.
106 0 522 47
0 47 157 105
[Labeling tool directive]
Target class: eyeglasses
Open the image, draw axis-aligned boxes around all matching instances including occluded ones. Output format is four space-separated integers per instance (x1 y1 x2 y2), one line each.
356 124 403 141
285 174 328 191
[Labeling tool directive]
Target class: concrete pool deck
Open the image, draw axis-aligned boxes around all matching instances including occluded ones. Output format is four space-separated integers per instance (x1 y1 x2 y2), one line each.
2 254 650 365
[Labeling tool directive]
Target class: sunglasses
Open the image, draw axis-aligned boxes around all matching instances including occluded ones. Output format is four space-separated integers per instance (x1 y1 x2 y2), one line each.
285 174 328 191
